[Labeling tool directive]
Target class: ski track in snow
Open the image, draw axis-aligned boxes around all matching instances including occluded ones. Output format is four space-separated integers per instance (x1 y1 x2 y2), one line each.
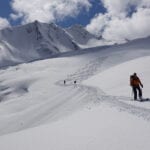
56 56 150 121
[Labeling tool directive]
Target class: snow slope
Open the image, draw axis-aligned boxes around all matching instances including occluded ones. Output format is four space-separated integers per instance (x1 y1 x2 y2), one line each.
85 56 150 98
0 36 150 150
84 56 150 110
0 104 150 150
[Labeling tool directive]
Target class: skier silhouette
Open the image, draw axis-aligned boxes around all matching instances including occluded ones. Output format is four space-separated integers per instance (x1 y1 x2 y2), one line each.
130 73 143 100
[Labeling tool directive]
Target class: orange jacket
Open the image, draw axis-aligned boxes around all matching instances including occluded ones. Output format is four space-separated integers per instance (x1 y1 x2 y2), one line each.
130 76 142 87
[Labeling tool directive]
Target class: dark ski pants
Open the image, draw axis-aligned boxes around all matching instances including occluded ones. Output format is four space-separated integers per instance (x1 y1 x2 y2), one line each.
132 86 142 100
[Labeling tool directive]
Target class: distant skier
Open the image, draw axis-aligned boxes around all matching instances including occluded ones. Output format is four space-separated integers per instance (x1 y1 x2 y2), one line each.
130 73 143 100
64 80 66 85
74 80 77 84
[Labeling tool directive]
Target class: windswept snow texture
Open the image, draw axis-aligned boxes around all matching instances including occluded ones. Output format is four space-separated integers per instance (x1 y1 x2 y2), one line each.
0 36 150 150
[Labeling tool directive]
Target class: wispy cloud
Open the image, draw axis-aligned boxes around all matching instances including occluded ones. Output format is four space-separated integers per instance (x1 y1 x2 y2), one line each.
0 17 10 30
86 0 150 42
10 0 91 24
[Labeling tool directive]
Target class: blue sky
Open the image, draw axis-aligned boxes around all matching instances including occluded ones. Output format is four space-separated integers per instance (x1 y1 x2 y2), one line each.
57 1 106 27
0 0 105 27
0 0 12 18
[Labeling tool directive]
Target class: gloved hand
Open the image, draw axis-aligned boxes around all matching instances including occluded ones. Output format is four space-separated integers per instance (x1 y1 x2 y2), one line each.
141 84 143 88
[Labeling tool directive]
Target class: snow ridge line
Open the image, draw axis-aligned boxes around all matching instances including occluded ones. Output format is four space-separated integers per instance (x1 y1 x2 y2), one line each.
56 56 150 121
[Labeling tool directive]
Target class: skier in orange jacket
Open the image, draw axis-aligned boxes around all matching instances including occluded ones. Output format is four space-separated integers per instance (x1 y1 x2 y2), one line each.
130 73 143 100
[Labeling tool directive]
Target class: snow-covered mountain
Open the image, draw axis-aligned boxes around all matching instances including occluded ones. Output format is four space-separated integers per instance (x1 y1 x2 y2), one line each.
0 21 113 68
1 20 150 69
66 24 98 45
0 21 80 67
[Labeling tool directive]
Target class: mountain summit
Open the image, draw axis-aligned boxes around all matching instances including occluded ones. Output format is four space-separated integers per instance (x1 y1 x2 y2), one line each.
1 21 149 68
0 21 81 67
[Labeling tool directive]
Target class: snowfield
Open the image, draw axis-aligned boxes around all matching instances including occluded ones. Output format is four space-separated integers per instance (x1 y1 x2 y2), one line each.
1 104 150 150
84 56 150 109
0 36 150 150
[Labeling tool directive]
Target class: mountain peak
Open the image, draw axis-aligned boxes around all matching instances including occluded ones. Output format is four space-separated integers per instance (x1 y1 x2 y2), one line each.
0 21 80 67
